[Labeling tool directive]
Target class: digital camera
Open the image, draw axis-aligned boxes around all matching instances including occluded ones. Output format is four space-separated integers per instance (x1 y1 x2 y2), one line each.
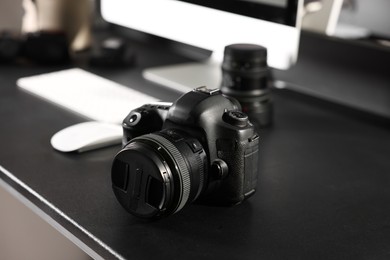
111 87 259 219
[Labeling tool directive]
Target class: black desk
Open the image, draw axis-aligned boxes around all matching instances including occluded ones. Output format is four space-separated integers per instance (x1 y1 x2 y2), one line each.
1 39 390 259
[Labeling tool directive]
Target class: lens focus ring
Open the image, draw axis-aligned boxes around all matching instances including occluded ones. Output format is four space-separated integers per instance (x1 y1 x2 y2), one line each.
136 133 191 214
112 130 206 219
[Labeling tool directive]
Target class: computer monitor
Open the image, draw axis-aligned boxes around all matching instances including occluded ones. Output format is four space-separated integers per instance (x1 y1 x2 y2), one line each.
101 0 303 92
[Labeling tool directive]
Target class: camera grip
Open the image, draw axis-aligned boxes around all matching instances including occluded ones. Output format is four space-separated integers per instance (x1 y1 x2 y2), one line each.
215 135 259 204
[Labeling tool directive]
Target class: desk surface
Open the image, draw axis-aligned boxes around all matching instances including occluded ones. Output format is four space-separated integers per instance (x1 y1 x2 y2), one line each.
1 38 390 259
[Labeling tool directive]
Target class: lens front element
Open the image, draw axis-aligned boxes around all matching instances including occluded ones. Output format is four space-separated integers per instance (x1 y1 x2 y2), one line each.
111 130 207 219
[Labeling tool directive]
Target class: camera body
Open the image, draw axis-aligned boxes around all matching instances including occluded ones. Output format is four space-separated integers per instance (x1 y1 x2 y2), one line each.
112 87 259 219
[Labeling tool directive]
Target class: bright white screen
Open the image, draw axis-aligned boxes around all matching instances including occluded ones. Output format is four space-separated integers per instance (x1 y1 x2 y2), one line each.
101 0 302 69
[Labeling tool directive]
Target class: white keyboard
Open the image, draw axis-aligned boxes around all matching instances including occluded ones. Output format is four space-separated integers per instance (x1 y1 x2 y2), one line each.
17 68 159 124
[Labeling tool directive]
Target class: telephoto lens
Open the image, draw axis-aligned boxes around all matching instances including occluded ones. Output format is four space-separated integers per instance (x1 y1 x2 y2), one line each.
221 43 273 129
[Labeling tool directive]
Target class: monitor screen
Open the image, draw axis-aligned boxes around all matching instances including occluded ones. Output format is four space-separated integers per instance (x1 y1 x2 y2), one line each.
101 0 303 92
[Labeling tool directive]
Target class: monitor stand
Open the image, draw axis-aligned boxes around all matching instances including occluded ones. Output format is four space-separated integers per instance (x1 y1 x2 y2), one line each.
143 58 222 93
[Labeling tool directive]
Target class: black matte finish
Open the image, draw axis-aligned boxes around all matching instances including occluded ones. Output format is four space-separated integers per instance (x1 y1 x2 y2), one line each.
221 43 273 128
275 31 390 119
1 34 390 259
116 89 259 215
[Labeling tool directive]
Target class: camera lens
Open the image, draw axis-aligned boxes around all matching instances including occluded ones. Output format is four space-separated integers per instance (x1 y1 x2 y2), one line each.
221 43 268 93
111 129 207 219
221 43 273 128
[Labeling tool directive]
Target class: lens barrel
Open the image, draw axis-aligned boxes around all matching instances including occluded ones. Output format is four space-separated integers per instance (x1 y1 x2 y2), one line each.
221 43 273 128
111 130 207 219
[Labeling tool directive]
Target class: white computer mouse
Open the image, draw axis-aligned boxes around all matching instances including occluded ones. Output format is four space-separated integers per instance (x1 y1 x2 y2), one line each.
51 121 123 153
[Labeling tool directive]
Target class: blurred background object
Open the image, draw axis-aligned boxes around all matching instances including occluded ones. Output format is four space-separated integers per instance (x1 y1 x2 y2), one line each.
277 0 390 120
0 0 23 32
22 0 39 33
302 0 390 42
21 0 92 52
336 0 390 41
302 0 343 35
1 0 92 52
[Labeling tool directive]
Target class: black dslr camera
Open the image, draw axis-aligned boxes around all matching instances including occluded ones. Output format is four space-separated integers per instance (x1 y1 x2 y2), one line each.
111 87 259 219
